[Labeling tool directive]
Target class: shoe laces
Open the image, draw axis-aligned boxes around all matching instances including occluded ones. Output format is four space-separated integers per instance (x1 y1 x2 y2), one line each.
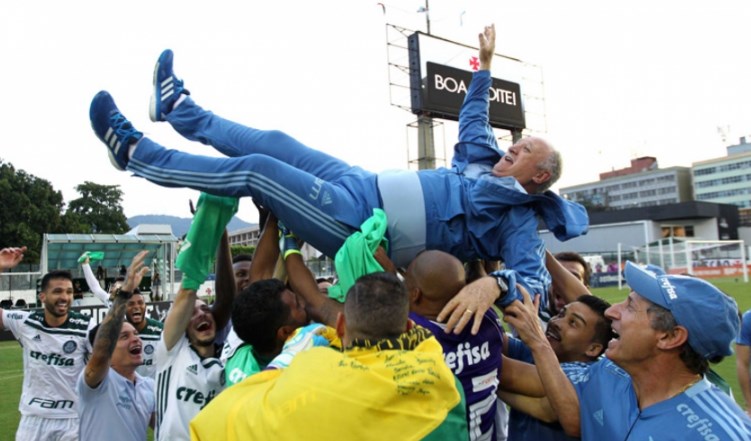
169 75 189 96
109 111 141 139
173 77 187 95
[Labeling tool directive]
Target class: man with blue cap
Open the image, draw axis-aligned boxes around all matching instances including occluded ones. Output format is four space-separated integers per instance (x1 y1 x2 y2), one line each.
504 261 751 440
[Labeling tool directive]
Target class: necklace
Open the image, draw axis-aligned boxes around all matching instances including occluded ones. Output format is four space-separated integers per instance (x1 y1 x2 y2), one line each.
675 374 702 398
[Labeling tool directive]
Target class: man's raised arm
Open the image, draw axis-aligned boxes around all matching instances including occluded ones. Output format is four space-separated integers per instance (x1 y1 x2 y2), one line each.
279 224 342 327
479 23 495 71
0 246 26 273
0 246 26 330
163 193 239 350
211 231 234 331
84 251 149 387
249 214 281 284
454 24 502 167
546 250 591 305
503 286 581 437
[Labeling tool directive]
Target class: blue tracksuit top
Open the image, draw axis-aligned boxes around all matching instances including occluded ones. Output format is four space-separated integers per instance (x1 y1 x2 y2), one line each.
381 70 588 303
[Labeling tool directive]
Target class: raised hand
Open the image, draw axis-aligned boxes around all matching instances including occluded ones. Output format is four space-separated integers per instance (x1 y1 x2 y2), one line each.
479 24 495 70
0 246 26 271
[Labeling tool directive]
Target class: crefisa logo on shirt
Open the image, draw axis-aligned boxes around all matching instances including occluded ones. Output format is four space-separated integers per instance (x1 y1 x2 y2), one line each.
676 403 719 440
62 340 77 354
444 341 491 375
30 351 75 366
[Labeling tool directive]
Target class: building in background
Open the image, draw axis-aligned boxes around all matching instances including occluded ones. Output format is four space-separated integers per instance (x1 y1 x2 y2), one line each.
560 157 693 211
547 148 750 280
228 226 334 278
228 226 262 248
692 137 751 226
541 201 739 256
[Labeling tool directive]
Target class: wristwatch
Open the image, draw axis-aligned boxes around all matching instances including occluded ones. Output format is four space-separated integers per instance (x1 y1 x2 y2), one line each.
495 275 508 295
493 275 510 307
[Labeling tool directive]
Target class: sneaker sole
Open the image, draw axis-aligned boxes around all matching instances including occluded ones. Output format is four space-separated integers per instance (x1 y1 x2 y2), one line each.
149 57 161 122
107 149 126 171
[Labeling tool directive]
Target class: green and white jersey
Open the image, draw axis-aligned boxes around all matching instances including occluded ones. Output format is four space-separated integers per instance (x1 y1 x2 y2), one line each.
2 309 93 418
136 317 164 378
154 334 225 441
219 326 242 364
220 327 269 386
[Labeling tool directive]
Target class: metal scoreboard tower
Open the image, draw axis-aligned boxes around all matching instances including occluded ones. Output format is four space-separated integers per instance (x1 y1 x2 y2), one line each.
384 20 547 171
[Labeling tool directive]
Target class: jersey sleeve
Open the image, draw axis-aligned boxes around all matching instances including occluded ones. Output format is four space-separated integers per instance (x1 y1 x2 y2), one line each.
505 336 533 362
571 358 608 399
561 362 592 385
82 263 110 308
156 332 188 365
1 309 30 338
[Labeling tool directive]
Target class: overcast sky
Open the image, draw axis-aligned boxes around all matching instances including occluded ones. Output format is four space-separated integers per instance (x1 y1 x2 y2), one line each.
2 0 750 224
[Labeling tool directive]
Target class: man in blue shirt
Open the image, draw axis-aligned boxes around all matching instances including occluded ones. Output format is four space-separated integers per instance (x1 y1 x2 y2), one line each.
736 308 751 416
500 294 612 441
504 261 751 440
88 25 588 332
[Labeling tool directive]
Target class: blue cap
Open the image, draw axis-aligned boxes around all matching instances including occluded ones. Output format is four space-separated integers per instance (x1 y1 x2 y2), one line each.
624 261 739 359
643 263 666 276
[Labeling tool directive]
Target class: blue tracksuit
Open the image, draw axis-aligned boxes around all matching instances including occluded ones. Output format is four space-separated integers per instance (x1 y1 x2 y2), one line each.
573 358 751 440
127 70 588 307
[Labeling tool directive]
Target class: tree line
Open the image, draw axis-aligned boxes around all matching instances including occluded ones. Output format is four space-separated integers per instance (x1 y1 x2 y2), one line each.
0 160 129 263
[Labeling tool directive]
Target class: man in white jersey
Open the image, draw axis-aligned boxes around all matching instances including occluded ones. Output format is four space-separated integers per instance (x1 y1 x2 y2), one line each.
154 193 237 441
79 253 113 307
126 289 164 378
77 250 155 441
0 247 95 441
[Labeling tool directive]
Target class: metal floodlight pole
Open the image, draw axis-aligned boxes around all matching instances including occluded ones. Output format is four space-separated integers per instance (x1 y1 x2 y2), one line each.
417 115 436 170
511 129 522 143
416 0 434 171
658 238 664 269
617 243 623 290
425 0 431 34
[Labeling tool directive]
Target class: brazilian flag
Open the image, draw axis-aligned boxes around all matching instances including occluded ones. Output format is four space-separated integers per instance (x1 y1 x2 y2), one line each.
191 334 468 440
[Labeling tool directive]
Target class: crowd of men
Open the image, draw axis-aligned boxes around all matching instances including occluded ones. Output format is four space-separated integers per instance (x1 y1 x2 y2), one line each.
1 22 750 441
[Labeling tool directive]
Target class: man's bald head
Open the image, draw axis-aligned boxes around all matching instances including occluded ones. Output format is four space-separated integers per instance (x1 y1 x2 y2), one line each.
406 250 466 318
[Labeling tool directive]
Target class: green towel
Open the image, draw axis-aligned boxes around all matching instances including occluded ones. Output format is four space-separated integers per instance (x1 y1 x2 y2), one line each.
78 251 105 263
327 209 388 303
176 193 239 290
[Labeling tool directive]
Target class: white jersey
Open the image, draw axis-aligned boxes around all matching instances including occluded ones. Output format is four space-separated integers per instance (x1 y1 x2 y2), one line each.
2 309 93 418
154 334 225 441
135 317 164 378
219 325 242 364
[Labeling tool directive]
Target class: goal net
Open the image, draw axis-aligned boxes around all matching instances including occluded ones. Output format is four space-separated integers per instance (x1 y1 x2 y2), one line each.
640 239 748 282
